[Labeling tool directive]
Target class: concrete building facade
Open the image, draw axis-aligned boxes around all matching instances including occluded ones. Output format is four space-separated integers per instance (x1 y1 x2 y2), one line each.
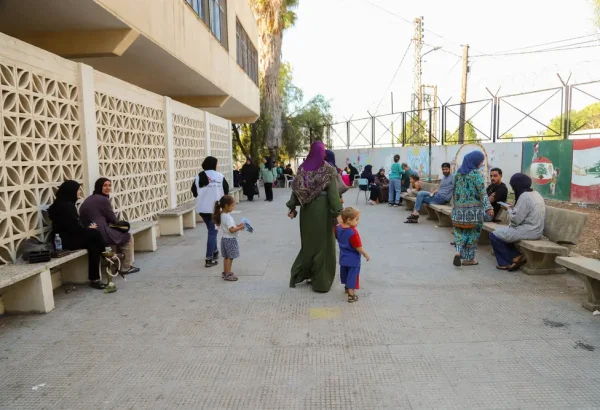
0 1 258 264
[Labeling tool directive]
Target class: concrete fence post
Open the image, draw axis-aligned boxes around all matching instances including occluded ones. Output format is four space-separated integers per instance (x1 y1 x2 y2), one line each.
163 97 177 208
77 63 100 196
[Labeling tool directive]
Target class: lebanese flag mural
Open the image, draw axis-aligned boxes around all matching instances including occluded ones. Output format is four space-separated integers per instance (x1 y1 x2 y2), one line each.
571 139 600 203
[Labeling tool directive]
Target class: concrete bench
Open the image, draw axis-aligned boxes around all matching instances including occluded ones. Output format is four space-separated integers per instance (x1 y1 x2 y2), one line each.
556 256 600 312
130 221 158 252
481 207 587 275
157 202 196 236
0 249 88 314
427 204 453 227
230 187 242 203
400 182 439 212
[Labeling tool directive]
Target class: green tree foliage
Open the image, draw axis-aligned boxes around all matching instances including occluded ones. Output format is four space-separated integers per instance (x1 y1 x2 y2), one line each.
529 101 600 141
233 62 332 164
444 122 478 145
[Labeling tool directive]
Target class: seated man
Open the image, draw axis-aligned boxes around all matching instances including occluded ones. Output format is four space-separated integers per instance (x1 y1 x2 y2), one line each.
399 163 417 204
486 167 508 222
283 164 294 176
405 163 452 223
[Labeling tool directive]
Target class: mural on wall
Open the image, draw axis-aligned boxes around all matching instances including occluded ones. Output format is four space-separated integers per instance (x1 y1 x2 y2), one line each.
522 140 573 201
452 143 491 185
339 148 401 175
571 139 600 203
407 147 429 177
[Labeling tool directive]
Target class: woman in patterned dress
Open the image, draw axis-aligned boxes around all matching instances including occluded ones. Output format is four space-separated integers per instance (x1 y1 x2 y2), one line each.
451 151 494 267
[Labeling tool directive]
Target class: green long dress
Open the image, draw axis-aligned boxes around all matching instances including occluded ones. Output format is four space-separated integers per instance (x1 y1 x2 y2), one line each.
287 171 343 292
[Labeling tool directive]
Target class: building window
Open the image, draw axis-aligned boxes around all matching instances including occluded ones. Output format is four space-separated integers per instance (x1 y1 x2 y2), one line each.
184 0 227 49
236 19 258 86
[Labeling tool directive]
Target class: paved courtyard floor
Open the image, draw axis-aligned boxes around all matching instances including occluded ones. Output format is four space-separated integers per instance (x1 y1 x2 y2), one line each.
1 188 600 409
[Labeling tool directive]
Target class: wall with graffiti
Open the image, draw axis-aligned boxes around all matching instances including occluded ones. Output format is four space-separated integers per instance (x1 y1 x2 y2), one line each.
522 141 573 202
334 139 600 204
334 142 522 186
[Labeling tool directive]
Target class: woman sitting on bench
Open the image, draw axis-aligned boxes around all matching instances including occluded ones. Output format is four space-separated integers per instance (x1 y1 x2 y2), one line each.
79 178 140 275
490 173 546 271
48 180 107 290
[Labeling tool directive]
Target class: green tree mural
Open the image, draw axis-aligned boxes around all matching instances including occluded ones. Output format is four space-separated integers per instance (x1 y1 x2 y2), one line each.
536 163 547 179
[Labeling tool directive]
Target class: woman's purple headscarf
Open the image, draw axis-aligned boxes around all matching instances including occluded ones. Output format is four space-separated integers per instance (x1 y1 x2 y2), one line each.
300 141 326 172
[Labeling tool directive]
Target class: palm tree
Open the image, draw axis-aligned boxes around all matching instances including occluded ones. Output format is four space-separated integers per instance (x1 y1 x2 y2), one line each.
250 0 298 156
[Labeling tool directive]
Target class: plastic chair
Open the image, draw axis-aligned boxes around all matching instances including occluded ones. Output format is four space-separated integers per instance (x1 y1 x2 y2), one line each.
356 178 370 204
285 174 294 189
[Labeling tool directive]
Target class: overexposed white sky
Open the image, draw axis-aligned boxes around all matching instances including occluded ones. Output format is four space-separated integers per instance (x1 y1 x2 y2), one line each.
283 0 600 136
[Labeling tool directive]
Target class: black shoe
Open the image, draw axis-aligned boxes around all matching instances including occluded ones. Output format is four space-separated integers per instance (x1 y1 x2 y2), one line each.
205 259 218 268
90 281 106 290
212 250 219 261
120 266 140 275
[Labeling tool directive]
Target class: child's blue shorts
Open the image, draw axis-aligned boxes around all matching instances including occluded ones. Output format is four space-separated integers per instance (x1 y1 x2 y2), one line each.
340 266 360 289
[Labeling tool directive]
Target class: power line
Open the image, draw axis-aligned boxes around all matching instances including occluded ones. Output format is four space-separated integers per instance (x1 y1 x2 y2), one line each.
360 0 493 57
472 43 600 58
373 39 413 114
491 33 598 54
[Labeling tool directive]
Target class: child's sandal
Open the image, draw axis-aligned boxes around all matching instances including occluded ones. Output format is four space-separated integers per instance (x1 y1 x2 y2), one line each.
348 294 358 303
223 273 238 281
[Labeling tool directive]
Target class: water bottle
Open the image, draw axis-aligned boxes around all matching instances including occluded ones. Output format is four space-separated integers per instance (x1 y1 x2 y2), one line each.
54 234 63 252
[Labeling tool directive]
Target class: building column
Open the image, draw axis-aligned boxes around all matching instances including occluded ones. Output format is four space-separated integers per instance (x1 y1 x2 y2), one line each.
227 119 233 184
163 97 177 208
77 63 100 196
204 111 212 156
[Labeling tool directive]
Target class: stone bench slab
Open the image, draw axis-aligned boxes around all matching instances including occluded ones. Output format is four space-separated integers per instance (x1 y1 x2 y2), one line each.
130 221 158 251
157 202 195 217
519 240 570 255
157 204 195 236
556 256 600 311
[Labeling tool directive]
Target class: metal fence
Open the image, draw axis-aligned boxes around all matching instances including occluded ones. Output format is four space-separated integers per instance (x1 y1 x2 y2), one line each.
327 79 600 149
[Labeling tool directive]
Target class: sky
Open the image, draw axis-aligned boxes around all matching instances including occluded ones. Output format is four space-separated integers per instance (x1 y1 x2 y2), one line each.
282 0 600 141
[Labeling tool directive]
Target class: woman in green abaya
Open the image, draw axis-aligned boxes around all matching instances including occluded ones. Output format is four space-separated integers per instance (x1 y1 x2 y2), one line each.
287 141 343 292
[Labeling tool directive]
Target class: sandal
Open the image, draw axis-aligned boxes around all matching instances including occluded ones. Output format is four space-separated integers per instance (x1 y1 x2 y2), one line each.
508 258 527 272
496 266 509 270
404 218 419 224
453 255 462 267
462 260 479 266
348 294 358 303
344 287 349 294
223 273 239 281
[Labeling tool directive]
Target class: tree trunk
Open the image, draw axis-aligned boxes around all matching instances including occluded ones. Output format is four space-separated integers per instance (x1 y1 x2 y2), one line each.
232 124 249 159
255 1 284 152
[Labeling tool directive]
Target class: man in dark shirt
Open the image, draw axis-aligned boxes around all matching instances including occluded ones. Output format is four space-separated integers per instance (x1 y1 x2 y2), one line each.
487 167 508 221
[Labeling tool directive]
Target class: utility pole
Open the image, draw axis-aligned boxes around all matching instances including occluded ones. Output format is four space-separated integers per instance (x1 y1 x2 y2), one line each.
412 17 424 115
458 44 469 144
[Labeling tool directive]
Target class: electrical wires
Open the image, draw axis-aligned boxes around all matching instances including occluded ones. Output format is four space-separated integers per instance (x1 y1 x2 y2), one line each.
372 39 413 114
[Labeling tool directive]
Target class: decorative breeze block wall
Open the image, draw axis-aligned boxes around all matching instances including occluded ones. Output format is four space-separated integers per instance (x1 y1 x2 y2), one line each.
95 92 169 221
0 62 82 264
172 107 206 206
209 120 232 178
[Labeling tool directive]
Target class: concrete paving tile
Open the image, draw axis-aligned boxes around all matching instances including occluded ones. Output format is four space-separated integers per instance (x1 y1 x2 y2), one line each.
1 189 597 409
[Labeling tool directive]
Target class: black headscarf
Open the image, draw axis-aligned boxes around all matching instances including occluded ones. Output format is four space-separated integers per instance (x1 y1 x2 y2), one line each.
55 180 81 203
241 157 259 182
202 156 218 171
265 157 274 170
48 180 84 235
93 177 110 197
510 173 533 204
361 165 374 184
